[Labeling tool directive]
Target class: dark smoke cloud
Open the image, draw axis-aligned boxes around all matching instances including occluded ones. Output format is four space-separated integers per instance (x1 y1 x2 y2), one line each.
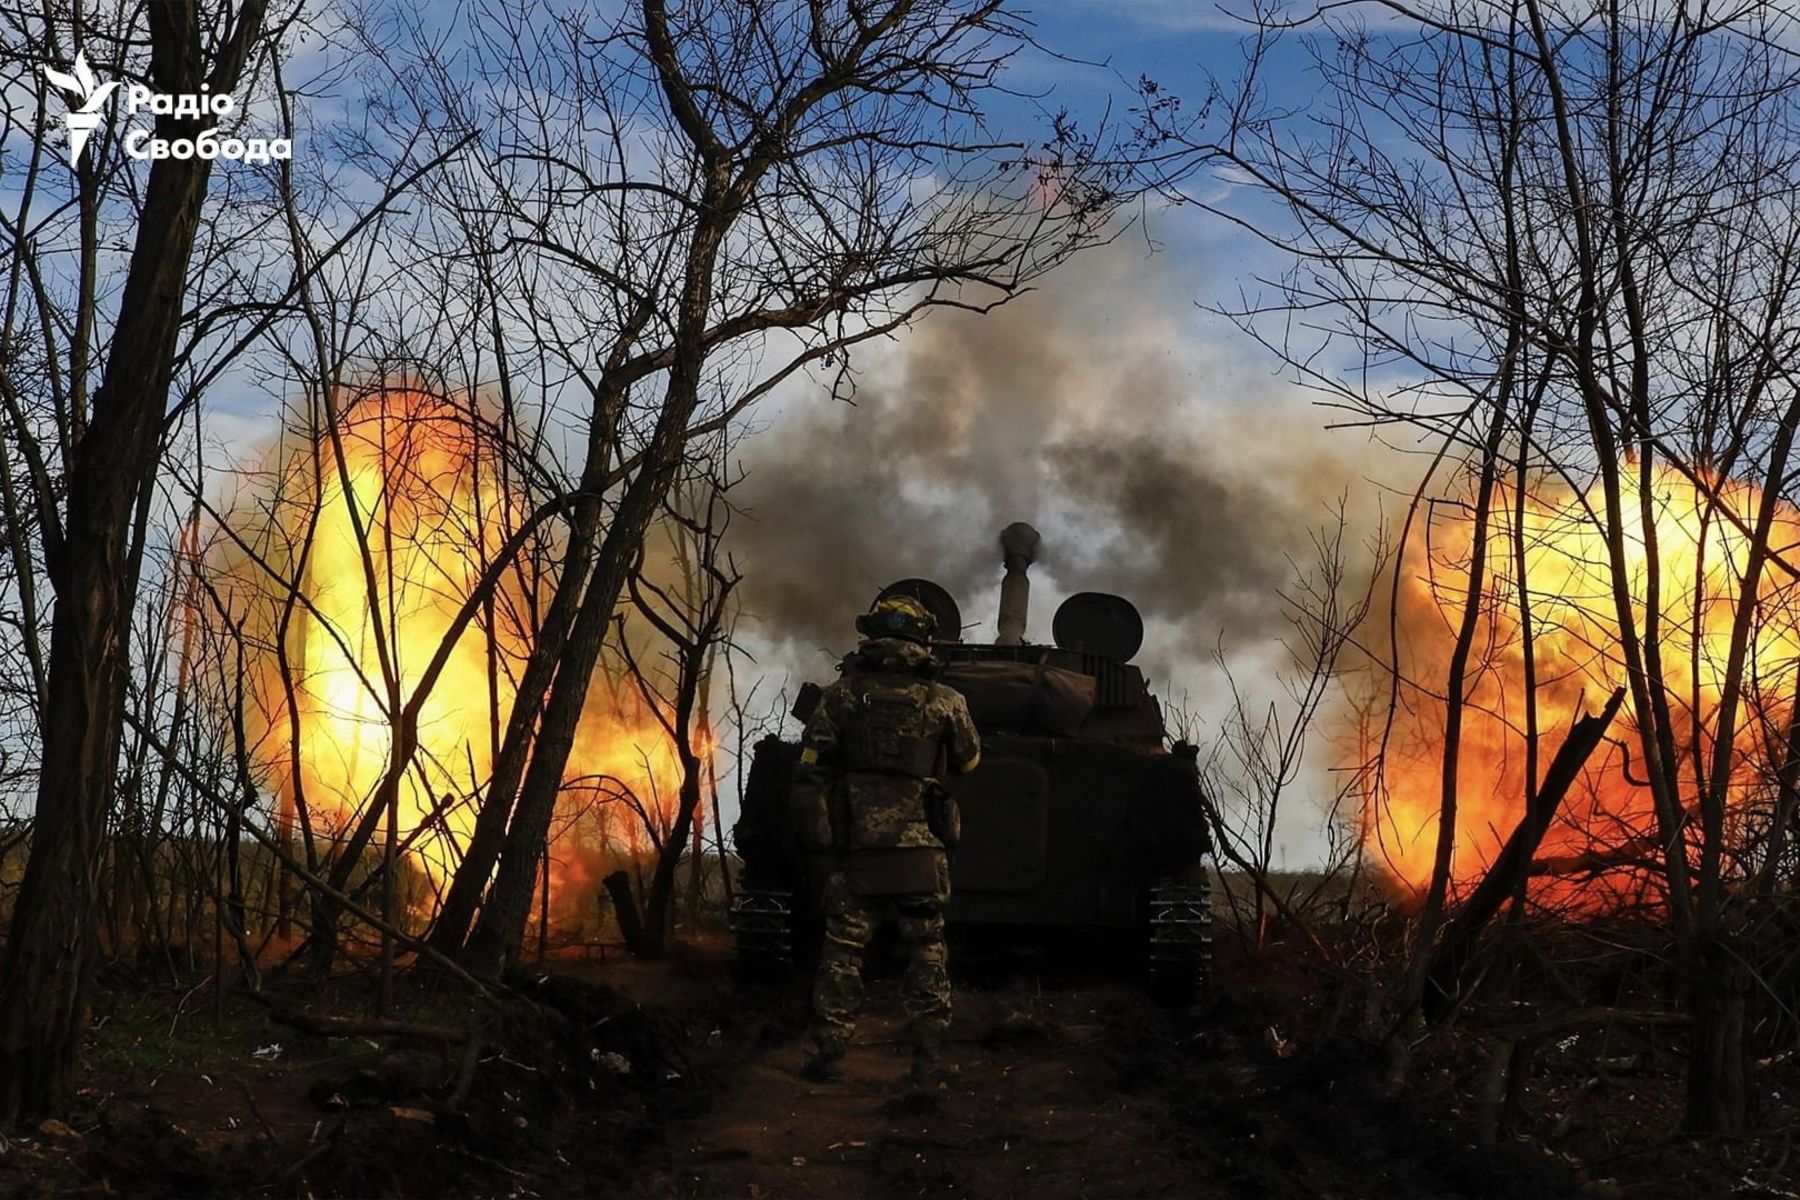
729 242 1387 677
1043 407 1374 655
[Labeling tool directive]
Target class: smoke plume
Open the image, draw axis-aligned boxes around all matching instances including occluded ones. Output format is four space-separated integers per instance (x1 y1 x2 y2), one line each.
730 242 1387 681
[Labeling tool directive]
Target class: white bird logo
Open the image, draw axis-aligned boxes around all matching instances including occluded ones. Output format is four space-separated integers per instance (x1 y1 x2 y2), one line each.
42 51 119 165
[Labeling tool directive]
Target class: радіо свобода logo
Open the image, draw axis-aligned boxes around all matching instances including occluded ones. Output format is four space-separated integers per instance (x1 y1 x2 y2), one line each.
41 49 288 166
42 51 117 164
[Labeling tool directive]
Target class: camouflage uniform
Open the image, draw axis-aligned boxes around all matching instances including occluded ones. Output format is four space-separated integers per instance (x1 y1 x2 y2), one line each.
796 637 981 1058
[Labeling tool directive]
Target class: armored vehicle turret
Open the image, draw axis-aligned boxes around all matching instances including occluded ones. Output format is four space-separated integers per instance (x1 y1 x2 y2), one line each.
731 524 1213 995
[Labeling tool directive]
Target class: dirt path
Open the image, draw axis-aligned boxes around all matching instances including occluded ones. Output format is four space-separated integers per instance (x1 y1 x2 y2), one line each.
0 951 1604 1198
636 969 1590 1200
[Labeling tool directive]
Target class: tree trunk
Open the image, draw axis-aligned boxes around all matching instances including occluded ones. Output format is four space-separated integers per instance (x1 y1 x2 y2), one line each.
0 2 267 1121
459 192 727 973
426 503 600 955
1684 934 1750 1133
460 478 668 971
1421 688 1625 1019
1397 394 1513 1021
685 803 705 932
641 770 703 958
0 634 121 1120
602 869 649 958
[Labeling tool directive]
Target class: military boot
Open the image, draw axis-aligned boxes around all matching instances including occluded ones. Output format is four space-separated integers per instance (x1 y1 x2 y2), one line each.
908 1027 953 1086
800 1043 846 1083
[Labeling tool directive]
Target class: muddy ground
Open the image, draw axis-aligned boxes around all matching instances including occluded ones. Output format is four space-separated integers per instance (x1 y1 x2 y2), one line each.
637 964 1585 1200
0 940 1769 1198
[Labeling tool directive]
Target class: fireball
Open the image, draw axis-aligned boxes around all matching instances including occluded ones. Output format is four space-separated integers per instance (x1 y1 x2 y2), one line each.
214 386 700 918
1366 463 1800 909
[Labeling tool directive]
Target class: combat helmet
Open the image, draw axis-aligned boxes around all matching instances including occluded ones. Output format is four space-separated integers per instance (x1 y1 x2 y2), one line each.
855 593 937 645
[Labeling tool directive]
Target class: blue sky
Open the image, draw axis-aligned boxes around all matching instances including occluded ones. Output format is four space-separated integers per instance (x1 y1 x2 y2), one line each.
0 0 1371 863
721 3 1382 868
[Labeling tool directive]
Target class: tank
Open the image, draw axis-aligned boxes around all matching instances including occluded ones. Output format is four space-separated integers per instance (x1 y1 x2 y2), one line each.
730 523 1213 996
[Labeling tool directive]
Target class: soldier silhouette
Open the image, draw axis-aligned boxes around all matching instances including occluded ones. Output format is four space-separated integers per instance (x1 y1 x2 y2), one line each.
790 594 980 1084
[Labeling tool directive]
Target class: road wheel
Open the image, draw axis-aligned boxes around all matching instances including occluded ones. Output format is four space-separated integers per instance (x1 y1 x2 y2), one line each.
729 888 795 982
1146 876 1212 1004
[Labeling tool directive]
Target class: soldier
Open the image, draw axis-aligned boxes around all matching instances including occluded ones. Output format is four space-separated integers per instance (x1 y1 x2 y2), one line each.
793 594 981 1085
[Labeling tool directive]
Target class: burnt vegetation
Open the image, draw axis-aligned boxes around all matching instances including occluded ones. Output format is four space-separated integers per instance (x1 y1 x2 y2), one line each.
0 0 1795 1197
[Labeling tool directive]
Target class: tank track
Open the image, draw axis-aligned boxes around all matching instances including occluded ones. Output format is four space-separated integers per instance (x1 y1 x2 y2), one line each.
729 888 795 975
1147 876 1213 1000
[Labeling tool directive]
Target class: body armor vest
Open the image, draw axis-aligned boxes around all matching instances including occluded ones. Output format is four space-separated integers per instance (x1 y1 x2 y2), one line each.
840 675 941 780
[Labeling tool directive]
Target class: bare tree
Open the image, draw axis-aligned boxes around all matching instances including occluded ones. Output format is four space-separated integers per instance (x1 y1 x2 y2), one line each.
1155 0 1800 1131
0 0 276 1121
315 0 1144 973
1201 503 1384 955
613 479 740 958
0 0 485 1113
